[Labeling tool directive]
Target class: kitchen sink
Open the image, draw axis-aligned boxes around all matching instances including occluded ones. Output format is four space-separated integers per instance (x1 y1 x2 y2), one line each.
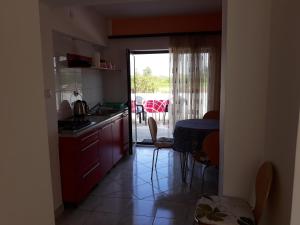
89 108 121 116
85 115 108 123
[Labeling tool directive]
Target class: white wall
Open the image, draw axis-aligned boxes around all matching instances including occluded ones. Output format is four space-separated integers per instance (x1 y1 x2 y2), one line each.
223 0 300 224
263 0 300 224
39 3 63 213
105 37 169 102
39 2 108 212
0 1 55 225
49 5 107 46
221 0 271 199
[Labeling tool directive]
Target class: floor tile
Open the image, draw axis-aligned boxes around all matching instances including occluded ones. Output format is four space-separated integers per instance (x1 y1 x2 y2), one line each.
93 196 133 215
151 177 181 192
78 195 103 211
117 215 154 225
56 147 218 225
115 175 147 188
131 182 162 199
56 209 90 225
130 200 157 217
153 217 184 225
85 211 119 225
90 181 123 196
155 201 189 220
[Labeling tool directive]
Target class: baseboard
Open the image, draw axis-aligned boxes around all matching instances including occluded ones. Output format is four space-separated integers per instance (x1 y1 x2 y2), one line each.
54 204 64 218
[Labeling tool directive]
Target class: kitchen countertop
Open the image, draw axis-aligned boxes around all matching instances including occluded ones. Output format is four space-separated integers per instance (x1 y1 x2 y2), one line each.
59 109 127 138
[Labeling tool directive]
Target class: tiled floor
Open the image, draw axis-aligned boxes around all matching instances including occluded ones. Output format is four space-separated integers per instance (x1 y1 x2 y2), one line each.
56 147 218 225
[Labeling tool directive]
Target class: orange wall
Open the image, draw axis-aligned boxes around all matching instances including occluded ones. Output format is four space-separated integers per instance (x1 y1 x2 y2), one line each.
110 13 222 36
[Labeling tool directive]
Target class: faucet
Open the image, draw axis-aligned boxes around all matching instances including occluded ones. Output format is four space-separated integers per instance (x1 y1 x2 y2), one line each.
88 102 102 115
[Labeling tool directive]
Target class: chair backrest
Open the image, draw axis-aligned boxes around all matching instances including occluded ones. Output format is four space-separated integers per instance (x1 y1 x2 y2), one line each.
136 96 143 105
148 117 157 143
203 110 220 120
253 162 273 223
202 131 219 166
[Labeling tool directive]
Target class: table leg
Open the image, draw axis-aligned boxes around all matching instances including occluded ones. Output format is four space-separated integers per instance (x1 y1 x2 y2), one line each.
179 152 189 183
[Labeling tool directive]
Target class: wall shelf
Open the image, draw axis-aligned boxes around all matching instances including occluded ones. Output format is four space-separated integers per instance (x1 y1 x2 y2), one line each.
90 67 121 72
60 67 121 72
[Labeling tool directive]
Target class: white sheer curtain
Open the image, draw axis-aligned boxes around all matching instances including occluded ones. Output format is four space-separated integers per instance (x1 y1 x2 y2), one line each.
169 35 221 125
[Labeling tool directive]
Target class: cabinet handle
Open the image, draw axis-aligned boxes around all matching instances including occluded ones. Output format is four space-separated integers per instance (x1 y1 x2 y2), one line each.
81 139 99 152
81 131 98 142
82 162 100 179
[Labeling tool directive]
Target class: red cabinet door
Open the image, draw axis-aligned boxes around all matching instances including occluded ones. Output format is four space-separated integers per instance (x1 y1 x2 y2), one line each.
59 128 101 204
112 118 123 165
122 114 129 155
98 123 113 176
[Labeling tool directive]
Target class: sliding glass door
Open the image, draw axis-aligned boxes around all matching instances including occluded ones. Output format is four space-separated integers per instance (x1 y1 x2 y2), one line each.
129 50 172 145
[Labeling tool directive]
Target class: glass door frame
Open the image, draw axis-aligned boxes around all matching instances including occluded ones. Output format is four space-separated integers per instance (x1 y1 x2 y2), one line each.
128 49 170 146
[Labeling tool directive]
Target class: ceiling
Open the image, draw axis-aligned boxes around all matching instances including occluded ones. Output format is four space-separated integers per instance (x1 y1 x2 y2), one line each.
44 0 222 18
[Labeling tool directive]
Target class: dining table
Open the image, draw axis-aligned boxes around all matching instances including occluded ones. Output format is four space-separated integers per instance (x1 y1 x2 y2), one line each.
173 119 219 182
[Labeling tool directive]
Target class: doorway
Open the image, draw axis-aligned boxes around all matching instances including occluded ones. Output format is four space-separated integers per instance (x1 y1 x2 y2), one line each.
129 50 172 145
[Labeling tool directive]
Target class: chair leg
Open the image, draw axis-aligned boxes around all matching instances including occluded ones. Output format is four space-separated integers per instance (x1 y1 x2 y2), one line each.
142 109 145 121
179 153 184 182
201 165 208 193
155 148 160 168
190 159 196 189
151 148 158 180
144 112 147 125
179 152 188 183
184 153 189 182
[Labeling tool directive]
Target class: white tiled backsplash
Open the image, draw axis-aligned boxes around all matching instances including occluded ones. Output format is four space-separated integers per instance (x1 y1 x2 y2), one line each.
55 67 104 120
53 32 104 120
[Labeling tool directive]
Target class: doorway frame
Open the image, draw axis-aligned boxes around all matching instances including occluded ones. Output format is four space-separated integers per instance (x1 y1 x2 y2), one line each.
127 49 170 146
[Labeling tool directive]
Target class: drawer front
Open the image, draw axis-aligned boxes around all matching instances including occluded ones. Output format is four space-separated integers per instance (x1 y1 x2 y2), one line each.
79 139 99 175
80 162 102 200
80 130 99 149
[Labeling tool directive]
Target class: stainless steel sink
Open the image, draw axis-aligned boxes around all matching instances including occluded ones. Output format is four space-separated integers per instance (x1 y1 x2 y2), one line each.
89 109 120 116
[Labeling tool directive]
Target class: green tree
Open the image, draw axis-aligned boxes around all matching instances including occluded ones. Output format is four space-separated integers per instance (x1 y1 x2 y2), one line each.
143 67 152 76
131 67 171 93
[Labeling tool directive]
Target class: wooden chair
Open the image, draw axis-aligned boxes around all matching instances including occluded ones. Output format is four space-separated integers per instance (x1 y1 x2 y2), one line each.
148 117 173 180
190 131 219 189
203 110 220 120
194 161 273 225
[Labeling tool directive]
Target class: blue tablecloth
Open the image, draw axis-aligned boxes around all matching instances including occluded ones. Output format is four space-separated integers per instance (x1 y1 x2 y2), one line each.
173 119 219 153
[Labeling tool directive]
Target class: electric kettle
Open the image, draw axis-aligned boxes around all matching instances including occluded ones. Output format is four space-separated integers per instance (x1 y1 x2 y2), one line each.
73 100 88 119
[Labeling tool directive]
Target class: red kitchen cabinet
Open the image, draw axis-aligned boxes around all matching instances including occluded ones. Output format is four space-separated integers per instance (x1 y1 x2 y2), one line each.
98 123 113 176
59 112 129 204
59 129 102 204
122 113 129 155
112 118 123 165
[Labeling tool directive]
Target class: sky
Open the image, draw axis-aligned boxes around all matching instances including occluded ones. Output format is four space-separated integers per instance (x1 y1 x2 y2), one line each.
133 53 170 77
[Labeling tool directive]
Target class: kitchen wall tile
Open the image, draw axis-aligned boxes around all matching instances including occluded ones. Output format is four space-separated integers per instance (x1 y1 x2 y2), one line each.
53 32 104 119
